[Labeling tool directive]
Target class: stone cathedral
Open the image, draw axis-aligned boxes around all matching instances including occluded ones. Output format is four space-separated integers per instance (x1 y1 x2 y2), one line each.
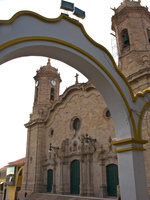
20 0 150 199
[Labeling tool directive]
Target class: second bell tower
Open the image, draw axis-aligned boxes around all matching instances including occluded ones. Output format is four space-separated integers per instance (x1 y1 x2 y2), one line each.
112 0 150 92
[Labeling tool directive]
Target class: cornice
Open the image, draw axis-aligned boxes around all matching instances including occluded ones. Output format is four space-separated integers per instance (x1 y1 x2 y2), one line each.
113 3 149 16
25 82 98 127
46 83 100 125
25 118 46 128
127 67 150 82
60 81 95 98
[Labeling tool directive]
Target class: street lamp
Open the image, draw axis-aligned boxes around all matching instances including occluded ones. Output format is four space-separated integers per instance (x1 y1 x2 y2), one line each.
60 0 74 12
49 143 59 157
73 7 85 19
60 0 86 19
85 134 96 151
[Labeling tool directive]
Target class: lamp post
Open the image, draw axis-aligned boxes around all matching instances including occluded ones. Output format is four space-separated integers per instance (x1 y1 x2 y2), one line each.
85 134 96 151
49 143 59 157
60 0 85 19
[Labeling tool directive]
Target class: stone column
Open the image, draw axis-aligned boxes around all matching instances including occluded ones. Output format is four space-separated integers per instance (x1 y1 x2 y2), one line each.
63 161 70 194
18 127 31 199
21 127 31 191
52 155 56 193
80 157 85 196
59 159 64 194
99 159 107 198
113 141 149 200
87 154 94 196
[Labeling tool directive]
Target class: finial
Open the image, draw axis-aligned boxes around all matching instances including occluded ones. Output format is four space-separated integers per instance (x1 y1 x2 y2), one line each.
47 58 51 65
75 73 79 84
123 0 141 2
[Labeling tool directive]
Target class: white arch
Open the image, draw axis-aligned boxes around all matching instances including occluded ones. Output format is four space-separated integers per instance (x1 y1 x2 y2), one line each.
0 11 149 200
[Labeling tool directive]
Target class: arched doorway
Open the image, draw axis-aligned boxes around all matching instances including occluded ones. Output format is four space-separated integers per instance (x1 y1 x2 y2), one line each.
106 164 119 197
70 160 80 195
47 169 53 193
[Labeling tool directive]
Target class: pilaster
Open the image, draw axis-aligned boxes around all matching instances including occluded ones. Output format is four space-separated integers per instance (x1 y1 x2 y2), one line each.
99 160 107 198
113 139 148 200
86 155 94 197
80 157 86 196
59 159 64 194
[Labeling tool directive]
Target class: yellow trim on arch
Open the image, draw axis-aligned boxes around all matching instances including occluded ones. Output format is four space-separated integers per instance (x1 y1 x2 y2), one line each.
0 36 138 138
1 11 148 139
138 101 150 139
134 87 150 101
0 11 135 100
1 11 150 102
115 147 146 153
112 137 148 146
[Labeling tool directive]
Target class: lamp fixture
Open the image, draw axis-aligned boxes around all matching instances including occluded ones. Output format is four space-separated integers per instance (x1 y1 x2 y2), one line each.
60 0 74 12
49 143 59 157
73 7 85 19
85 134 96 151
60 0 85 19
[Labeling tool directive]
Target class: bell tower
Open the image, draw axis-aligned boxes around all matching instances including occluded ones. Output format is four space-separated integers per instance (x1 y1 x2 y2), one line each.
112 0 150 92
21 59 61 195
32 58 61 119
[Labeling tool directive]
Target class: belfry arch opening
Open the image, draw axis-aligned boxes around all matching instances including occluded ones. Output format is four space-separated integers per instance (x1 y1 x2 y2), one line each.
121 28 130 49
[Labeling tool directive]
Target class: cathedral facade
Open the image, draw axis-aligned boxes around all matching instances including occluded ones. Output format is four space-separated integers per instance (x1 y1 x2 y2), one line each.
20 0 150 199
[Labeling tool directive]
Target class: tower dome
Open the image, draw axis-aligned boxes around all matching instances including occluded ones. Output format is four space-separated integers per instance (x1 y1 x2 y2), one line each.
32 58 62 120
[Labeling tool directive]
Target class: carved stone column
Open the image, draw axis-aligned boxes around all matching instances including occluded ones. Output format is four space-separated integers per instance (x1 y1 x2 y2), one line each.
59 159 64 194
99 159 107 198
80 138 86 196
63 160 70 194
86 154 94 196
52 155 57 194
80 156 85 196
98 145 107 198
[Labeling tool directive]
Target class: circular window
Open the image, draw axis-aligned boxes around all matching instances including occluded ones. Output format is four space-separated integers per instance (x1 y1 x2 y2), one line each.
73 118 80 131
103 108 111 119
106 110 111 118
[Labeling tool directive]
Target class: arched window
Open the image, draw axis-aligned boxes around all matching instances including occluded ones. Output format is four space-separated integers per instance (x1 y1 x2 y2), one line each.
49 129 54 138
147 29 150 43
50 88 54 100
121 29 130 48
34 87 38 102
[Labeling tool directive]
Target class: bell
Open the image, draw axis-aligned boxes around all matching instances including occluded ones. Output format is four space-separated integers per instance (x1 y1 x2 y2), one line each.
124 36 129 44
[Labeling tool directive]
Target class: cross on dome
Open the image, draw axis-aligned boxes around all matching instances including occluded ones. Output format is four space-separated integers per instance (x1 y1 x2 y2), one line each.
47 58 51 65
75 73 79 84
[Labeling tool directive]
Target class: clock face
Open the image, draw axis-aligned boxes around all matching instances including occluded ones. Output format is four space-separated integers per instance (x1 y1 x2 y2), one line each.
51 80 56 86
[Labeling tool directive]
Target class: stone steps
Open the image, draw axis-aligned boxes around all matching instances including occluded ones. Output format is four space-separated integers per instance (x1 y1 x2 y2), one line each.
25 193 117 200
